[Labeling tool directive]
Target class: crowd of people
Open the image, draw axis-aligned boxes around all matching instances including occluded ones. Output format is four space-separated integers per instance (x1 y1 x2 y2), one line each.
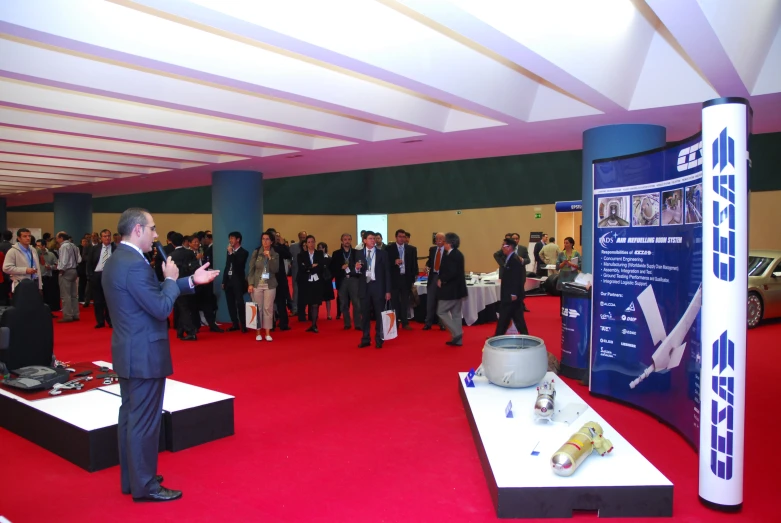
0 225 580 347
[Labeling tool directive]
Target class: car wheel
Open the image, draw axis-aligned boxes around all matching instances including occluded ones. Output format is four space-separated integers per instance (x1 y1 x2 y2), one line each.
747 292 763 329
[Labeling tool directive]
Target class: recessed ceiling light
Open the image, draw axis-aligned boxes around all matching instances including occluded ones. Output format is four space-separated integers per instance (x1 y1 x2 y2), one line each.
401 139 423 144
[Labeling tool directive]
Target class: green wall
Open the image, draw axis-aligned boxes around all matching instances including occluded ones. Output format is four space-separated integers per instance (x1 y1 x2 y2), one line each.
10 132 781 214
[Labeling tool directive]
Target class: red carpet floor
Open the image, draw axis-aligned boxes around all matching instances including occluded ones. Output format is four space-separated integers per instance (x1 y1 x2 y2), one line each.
1 296 778 522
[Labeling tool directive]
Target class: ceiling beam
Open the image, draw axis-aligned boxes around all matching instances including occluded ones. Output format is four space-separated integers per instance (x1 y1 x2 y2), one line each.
0 142 203 169
0 162 127 178
645 0 749 97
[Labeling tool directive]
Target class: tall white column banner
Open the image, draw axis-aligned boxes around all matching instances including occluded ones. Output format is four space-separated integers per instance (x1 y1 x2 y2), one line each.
699 98 750 510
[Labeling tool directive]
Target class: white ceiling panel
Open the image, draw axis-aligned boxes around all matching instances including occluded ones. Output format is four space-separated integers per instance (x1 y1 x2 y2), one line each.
0 0 778 202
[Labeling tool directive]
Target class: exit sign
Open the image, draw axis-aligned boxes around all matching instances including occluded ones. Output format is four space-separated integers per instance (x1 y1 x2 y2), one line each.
534 213 542 219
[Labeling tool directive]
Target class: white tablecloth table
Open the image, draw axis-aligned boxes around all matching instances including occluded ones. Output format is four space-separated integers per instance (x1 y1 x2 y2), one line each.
415 281 501 326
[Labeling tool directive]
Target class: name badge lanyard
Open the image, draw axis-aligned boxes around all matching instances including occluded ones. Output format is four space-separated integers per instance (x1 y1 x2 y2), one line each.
24 246 37 278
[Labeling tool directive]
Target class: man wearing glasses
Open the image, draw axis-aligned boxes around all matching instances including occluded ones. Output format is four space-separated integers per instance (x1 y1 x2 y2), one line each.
103 208 220 502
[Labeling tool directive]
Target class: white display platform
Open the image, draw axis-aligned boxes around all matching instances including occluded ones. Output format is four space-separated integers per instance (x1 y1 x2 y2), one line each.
0 362 234 471
95 361 235 452
459 372 673 518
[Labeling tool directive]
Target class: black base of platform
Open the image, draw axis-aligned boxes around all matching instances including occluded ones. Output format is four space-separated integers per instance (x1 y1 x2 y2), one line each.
164 398 234 452
0 391 165 472
459 379 673 518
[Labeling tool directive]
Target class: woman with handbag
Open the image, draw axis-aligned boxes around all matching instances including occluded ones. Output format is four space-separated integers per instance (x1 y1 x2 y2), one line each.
248 232 280 341
297 235 325 333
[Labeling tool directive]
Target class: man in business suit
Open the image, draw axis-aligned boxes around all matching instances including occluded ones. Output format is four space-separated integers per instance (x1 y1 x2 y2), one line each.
386 229 418 331
494 232 531 312
290 231 307 321
87 228 117 328
331 233 361 330
189 236 223 333
423 232 447 331
355 231 391 349
170 233 198 341
267 229 292 331
103 208 219 502
222 231 248 333
494 239 529 336
437 232 468 346
534 233 548 277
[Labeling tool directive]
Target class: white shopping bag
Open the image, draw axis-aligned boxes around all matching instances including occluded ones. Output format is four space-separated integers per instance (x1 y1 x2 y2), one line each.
381 302 398 341
245 302 259 329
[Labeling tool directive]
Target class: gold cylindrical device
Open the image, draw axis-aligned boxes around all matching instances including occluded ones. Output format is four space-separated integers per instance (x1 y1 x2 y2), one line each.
551 422 613 477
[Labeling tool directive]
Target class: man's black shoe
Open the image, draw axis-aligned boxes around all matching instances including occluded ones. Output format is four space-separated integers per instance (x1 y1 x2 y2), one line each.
422 325 432 331
305 326 318 333
240 326 248 334
123 475 164 495
401 324 413 331
178 334 197 341
445 335 463 347
344 325 351 330
279 326 291 331
228 325 240 332
209 325 224 333
358 341 370 348
133 487 182 502
375 340 383 349
95 324 105 329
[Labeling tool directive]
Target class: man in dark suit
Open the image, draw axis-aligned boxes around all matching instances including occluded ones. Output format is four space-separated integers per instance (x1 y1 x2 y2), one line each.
170 233 198 341
189 236 223 333
355 231 391 349
267 229 291 331
534 233 548 277
423 232 447 331
87 228 117 328
222 231 248 332
331 233 361 330
386 229 418 331
494 239 529 336
103 208 219 502
437 232 468 346
494 232 531 312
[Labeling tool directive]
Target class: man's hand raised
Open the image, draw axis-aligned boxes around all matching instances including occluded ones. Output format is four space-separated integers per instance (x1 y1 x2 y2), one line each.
193 263 220 285
162 256 179 280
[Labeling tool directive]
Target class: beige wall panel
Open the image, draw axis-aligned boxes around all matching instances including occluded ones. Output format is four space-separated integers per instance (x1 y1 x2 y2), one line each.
265 214 356 250
749 191 781 251
7 212 54 233
389 205 556 273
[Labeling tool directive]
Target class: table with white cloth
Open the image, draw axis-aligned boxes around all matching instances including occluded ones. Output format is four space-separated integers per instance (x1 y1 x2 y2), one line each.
414 281 501 326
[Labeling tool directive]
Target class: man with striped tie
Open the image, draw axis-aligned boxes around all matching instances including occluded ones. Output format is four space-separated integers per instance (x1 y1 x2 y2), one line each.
88 229 116 328
423 232 447 331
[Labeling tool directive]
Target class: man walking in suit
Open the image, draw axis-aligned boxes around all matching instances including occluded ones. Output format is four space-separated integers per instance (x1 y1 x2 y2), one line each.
423 232 447 331
437 232 468 346
386 229 418 331
102 208 219 502
494 238 529 336
87 229 116 328
355 231 391 349
331 233 361 330
534 233 548 277
222 231 248 332
189 236 223 333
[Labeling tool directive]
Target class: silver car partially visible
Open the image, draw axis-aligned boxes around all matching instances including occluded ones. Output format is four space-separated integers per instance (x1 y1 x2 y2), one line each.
748 251 781 328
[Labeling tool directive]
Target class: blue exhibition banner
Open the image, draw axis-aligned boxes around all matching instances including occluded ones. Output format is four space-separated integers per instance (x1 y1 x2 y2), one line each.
590 134 703 448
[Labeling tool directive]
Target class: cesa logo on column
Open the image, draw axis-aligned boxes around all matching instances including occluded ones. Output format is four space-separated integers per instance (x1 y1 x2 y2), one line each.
708 127 738 482
711 330 735 480
712 128 736 282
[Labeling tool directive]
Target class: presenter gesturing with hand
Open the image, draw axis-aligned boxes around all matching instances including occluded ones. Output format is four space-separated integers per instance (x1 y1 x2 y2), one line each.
103 208 219 503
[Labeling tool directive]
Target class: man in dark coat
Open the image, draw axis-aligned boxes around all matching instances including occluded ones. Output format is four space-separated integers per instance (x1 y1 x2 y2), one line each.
437 232 468 346
494 238 529 336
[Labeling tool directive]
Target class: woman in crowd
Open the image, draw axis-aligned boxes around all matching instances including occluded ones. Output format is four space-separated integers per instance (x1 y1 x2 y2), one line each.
297 235 325 333
248 232 280 342
317 241 335 320
556 236 581 288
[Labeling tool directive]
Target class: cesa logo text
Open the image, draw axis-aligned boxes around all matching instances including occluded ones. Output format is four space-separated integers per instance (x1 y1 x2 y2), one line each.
711 127 736 282
711 330 735 480
677 140 703 172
